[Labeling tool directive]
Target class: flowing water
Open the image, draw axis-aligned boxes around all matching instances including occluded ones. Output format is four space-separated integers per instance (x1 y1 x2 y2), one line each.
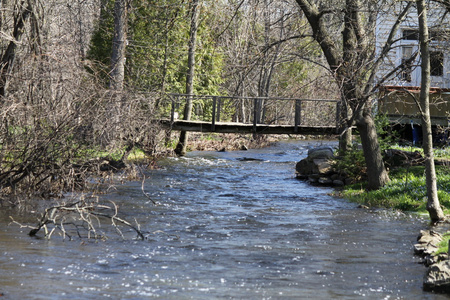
0 140 447 299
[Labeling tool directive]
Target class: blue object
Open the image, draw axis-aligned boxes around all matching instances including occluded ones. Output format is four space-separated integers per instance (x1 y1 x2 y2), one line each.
411 120 419 145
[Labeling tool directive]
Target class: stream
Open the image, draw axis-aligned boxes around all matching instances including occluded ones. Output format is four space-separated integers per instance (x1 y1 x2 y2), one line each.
0 139 447 299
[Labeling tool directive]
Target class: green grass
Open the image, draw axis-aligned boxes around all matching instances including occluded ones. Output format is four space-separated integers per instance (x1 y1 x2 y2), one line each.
76 146 149 163
126 148 148 162
435 233 450 256
341 165 450 214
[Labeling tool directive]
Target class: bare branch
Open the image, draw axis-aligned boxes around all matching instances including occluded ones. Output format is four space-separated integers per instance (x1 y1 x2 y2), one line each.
141 175 157 205
23 199 145 240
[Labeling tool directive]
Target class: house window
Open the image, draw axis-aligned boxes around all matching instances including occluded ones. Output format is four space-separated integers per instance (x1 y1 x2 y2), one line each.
430 51 443 76
401 46 413 82
403 29 419 40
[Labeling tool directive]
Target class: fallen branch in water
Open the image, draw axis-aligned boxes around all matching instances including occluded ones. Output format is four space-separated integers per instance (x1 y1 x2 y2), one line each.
13 198 145 240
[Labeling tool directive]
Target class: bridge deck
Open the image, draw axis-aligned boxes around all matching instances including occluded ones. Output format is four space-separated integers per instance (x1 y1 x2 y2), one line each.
160 119 337 135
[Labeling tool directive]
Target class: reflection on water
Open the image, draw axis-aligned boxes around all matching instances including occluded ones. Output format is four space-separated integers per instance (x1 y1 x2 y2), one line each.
0 140 446 299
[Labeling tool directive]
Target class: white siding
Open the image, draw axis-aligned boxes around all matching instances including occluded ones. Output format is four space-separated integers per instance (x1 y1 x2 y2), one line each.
375 2 450 88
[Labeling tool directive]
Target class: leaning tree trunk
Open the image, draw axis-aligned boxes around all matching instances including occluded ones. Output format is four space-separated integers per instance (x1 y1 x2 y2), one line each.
175 0 199 156
355 106 390 190
417 0 445 223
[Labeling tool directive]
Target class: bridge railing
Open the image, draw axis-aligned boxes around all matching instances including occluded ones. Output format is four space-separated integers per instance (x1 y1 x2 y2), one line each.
159 94 339 131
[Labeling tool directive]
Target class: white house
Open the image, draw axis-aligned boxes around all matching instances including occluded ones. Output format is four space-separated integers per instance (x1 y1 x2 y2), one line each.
376 2 450 88
375 2 450 126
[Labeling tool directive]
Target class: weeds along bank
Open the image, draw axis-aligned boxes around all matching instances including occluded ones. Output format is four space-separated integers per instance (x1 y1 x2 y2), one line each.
0 89 165 207
0 124 319 208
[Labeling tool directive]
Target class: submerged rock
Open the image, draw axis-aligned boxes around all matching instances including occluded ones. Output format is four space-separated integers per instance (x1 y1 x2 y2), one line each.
237 157 265 162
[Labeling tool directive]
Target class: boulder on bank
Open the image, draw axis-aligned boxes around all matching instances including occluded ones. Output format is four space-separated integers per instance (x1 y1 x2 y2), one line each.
295 158 333 177
384 149 424 167
295 147 334 176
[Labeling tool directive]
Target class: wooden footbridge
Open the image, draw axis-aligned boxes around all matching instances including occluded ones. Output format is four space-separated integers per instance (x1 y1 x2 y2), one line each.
159 94 340 135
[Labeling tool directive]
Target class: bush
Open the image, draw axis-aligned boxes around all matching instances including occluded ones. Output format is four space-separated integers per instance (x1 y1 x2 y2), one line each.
333 144 367 182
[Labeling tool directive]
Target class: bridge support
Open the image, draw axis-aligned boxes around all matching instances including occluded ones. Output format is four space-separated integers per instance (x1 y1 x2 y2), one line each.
294 99 302 133
211 96 216 132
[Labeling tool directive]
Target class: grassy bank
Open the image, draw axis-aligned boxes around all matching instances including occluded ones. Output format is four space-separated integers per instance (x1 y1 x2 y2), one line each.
338 144 450 214
341 164 450 214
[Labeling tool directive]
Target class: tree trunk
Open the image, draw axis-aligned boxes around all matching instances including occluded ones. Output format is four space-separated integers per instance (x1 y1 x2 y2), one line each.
0 1 32 98
337 99 352 154
175 0 199 156
417 0 445 223
108 0 128 145
110 0 127 91
355 107 390 190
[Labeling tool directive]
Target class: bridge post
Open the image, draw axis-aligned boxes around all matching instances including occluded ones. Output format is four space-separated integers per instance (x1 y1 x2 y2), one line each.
335 100 341 134
294 99 302 133
211 96 217 131
216 97 221 122
170 95 177 123
253 98 258 132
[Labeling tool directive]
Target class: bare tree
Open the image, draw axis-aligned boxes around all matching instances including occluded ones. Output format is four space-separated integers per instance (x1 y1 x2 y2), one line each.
0 0 32 98
0 0 164 204
293 0 418 190
214 0 330 126
110 0 128 91
434 0 450 12
416 0 445 223
175 0 200 156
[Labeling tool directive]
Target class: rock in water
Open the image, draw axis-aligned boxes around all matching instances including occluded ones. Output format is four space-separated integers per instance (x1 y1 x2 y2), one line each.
313 158 332 174
307 147 334 160
413 230 442 256
295 146 340 186
424 260 450 293
413 230 450 293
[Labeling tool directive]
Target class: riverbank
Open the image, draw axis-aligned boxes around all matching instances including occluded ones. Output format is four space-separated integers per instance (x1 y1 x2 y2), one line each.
341 164 450 215
294 145 450 215
295 145 450 294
